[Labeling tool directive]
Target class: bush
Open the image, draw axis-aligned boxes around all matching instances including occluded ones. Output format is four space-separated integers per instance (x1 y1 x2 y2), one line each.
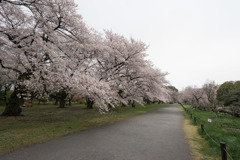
39 95 49 104
78 98 86 104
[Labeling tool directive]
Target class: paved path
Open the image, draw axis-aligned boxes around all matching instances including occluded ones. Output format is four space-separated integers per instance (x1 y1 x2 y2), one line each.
0 104 191 160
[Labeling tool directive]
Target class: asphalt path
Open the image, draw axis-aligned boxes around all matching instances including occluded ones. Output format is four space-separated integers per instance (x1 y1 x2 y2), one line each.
0 104 191 160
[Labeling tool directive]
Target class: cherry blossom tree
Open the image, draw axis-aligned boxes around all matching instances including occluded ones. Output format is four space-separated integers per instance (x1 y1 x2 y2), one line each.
0 0 170 116
179 81 218 111
179 86 205 109
202 80 218 111
92 30 170 107
0 0 111 115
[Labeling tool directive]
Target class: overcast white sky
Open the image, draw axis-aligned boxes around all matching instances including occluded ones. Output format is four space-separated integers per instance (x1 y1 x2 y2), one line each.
75 0 240 90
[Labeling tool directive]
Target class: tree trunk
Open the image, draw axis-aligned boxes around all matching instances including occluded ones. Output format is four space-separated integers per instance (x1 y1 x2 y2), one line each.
1 90 23 116
231 106 239 117
68 95 74 106
59 99 65 108
217 108 240 117
121 103 126 107
147 99 150 104
131 101 135 108
58 91 67 108
86 97 94 109
213 108 219 118
107 103 113 109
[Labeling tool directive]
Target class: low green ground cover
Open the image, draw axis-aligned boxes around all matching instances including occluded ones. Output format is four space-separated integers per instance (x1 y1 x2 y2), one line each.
183 105 240 160
0 103 168 155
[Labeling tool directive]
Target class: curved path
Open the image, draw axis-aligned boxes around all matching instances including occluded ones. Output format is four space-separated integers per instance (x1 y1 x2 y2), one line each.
0 104 191 160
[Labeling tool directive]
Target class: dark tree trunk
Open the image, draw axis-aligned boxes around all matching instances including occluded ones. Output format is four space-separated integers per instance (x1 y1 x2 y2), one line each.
59 99 65 108
68 95 74 106
131 101 135 108
58 91 67 108
144 97 151 104
217 108 240 117
231 106 240 117
1 90 23 116
147 99 150 104
86 97 94 109
107 103 113 109
121 103 126 107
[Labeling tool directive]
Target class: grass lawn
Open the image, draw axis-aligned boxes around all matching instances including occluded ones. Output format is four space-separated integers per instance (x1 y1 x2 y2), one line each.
183 105 240 160
0 103 168 155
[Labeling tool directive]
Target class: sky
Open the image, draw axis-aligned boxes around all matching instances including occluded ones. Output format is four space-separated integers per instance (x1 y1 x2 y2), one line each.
75 0 240 90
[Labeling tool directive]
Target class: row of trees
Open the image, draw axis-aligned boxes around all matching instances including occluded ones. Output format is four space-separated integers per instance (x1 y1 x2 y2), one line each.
179 81 240 117
0 0 170 116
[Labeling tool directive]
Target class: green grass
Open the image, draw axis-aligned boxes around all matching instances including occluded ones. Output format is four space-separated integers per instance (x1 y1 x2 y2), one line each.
0 103 168 155
183 105 240 160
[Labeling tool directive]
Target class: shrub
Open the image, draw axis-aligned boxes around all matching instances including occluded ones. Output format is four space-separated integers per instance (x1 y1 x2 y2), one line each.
78 98 86 104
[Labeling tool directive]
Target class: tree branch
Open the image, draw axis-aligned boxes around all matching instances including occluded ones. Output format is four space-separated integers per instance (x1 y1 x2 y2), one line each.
0 59 22 74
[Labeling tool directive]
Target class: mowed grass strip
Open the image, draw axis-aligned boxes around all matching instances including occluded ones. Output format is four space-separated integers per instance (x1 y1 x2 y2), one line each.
180 107 217 160
0 103 168 155
183 105 240 160
182 119 217 160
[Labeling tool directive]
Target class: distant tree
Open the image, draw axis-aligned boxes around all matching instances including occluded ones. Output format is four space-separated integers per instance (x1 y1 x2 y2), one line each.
179 86 205 109
168 86 178 103
217 81 240 117
217 81 234 105
67 94 74 106
49 94 60 106
202 80 218 110
37 95 48 105
227 81 240 106
168 86 178 92
216 81 240 117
